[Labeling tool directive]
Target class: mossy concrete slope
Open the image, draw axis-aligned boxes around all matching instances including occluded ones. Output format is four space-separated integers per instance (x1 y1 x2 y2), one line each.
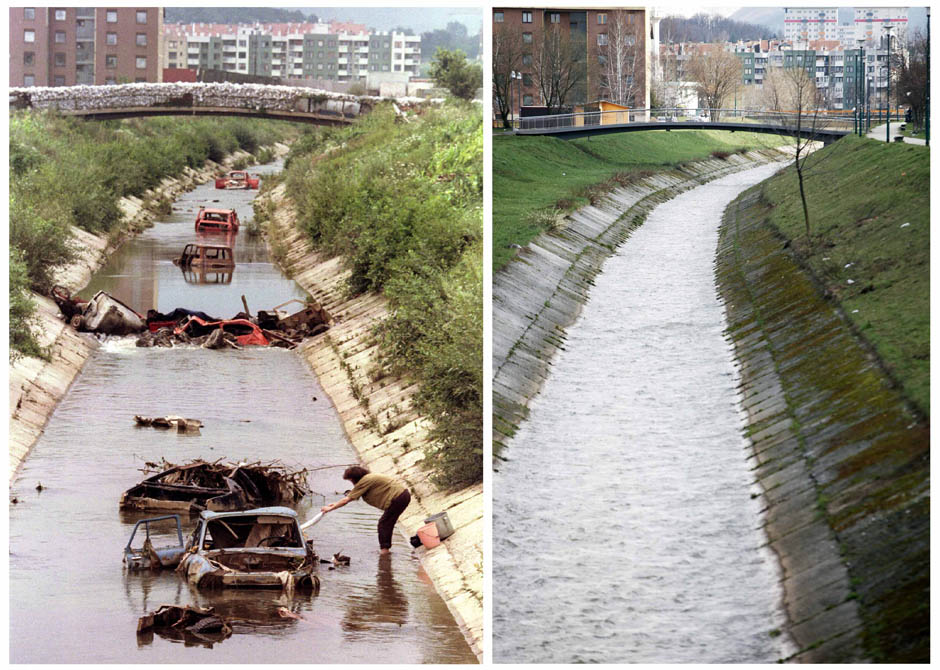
493 149 787 455
715 188 928 662
261 183 483 661
9 147 288 482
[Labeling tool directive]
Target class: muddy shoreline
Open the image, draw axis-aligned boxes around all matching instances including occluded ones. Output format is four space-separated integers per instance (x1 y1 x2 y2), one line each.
8 144 290 482
258 183 484 661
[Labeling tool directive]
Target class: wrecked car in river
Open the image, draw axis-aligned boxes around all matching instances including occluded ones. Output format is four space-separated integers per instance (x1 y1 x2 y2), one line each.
173 243 235 270
215 170 259 190
120 459 311 515
178 507 320 592
53 286 146 335
195 207 240 234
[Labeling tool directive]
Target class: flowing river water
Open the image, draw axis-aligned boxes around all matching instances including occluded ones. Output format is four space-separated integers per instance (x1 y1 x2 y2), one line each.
9 159 475 664
493 163 798 663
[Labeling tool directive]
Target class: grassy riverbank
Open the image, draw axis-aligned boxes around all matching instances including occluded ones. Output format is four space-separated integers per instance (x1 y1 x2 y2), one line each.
9 111 297 359
279 102 482 487
758 135 929 418
493 129 787 269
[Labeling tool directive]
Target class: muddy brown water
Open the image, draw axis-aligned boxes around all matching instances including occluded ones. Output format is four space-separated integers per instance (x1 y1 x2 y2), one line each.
9 160 475 664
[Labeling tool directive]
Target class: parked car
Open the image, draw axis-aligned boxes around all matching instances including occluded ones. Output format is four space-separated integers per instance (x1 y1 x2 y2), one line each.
177 507 320 591
195 208 240 233
173 243 235 270
214 171 259 190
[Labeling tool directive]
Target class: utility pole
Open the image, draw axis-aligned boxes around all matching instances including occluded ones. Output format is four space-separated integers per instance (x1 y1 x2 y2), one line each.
884 25 894 142
857 39 866 136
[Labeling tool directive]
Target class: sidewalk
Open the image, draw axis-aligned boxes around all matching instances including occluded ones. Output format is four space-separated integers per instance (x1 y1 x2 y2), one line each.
866 122 927 145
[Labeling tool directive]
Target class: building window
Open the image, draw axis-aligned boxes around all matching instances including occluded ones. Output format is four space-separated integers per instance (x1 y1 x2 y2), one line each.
106 10 117 23
550 13 560 23
24 51 34 65
106 32 117 45
106 54 117 68
55 9 66 21
24 74 36 86
597 13 607 24
24 29 35 43
136 56 146 69
522 54 532 65
55 52 66 67
136 10 147 24
523 94 534 106
597 33 608 46
522 73 533 86
522 11 532 23
523 32 533 43
24 8 35 20
55 31 66 43
137 33 148 46
494 11 504 22
54 75 65 86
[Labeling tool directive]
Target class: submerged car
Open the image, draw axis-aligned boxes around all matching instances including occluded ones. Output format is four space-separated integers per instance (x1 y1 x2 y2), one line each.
175 315 270 346
195 208 240 233
173 243 235 270
215 170 259 190
177 507 320 591
124 514 187 570
70 290 146 335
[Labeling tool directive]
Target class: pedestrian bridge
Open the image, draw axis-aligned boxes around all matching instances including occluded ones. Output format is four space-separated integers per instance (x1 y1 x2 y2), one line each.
513 108 852 144
8 82 416 125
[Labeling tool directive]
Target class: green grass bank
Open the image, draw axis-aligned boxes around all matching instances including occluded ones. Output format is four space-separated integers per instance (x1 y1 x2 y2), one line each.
276 101 483 488
493 129 787 269
9 111 297 359
758 135 929 418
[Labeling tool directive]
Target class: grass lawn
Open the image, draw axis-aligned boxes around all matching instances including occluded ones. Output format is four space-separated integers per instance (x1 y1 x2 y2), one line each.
493 129 786 269
760 135 929 416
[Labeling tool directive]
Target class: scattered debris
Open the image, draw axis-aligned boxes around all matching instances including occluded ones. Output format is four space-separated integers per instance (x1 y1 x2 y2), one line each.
120 458 311 514
900 222 911 228
11 497 19 505
332 552 351 567
35 482 44 492
134 415 203 433
177 507 321 592
277 607 304 620
137 604 232 647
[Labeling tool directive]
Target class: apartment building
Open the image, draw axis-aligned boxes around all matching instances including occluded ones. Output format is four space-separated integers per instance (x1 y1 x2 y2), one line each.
493 7 649 114
783 7 839 45
10 7 162 87
163 22 420 83
855 7 909 46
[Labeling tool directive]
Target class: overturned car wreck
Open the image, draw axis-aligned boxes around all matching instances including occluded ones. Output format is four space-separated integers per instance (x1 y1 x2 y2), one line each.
51 286 146 335
120 459 311 515
177 507 320 592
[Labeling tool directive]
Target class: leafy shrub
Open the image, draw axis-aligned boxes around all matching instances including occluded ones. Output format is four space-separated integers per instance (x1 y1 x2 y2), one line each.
9 247 45 362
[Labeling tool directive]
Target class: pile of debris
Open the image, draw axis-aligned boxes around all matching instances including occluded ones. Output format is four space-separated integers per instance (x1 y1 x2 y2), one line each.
134 415 203 433
137 604 232 647
120 458 312 514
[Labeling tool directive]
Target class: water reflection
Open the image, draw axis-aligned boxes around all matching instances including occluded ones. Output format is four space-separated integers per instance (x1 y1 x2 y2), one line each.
342 553 409 635
181 268 234 284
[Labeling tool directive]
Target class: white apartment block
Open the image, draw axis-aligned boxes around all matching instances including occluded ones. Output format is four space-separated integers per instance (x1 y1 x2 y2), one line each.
784 8 839 44
854 7 909 47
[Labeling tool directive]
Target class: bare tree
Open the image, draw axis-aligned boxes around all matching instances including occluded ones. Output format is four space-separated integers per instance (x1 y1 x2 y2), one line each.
595 11 644 107
686 48 742 120
493 23 524 128
764 66 831 241
896 29 928 131
532 24 586 114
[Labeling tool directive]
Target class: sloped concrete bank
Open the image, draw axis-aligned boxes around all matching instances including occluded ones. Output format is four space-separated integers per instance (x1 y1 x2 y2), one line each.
9 144 290 482
259 184 483 661
715 187 929 662
493 148 788 454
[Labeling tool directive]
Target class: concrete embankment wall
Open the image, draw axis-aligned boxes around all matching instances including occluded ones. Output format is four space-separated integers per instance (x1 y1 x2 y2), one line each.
260 184 483 660
493 149 788 454
715 188 929 662
9 145 290 483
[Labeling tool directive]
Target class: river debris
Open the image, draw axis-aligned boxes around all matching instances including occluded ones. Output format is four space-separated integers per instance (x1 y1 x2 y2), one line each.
137 604 232 648
332 552 351 567
134 415 203 433
51 287 146 335
120 458 311 514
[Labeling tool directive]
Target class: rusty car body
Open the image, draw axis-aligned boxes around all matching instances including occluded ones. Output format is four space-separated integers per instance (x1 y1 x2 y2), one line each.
175 315 270 346
119 459 310 515
177 507 320 591
214 170 259 190
256 299 331 338
69 290 146 335
195 207 240 233
124 514 187 570
173 243 235 270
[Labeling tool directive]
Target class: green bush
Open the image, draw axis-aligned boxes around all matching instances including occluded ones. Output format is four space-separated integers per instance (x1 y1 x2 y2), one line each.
9 247 46 362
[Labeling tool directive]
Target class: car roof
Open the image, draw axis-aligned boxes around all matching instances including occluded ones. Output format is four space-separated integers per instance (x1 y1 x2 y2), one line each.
200 208 235 215
200 506 298 520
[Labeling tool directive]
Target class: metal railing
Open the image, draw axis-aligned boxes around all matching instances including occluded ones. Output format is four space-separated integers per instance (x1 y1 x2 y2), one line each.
512 108 859 133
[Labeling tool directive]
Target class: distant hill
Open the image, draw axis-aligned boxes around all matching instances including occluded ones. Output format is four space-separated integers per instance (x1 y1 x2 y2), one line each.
165 7 316 25
659 12 777 43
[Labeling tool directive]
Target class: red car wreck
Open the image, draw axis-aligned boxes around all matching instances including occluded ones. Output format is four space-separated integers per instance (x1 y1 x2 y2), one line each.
214 170 259 190
195 208 240 234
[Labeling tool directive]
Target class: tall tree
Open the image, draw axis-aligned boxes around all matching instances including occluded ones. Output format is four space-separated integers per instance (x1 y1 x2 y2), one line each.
493 23 524 128
686 48 742 120
595 10 644 107
896 29 928 131
532 24 586 114
429 48 482 101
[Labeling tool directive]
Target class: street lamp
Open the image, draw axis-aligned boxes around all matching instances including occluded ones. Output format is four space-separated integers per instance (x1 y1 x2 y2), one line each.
884 24 894 142
867 76 873 133
927 8 930 145
510 70 522 128
857 38 866 136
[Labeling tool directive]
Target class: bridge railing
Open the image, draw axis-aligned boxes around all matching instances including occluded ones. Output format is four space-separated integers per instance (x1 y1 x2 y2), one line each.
514 108 856 133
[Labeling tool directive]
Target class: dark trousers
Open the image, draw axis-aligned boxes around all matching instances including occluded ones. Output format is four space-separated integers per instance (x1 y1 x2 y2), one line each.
378 490 411 549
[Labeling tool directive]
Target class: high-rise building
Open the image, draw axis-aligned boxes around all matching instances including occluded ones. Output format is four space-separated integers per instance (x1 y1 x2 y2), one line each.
10 7 163 87
783 7 839 45
854 7 909 46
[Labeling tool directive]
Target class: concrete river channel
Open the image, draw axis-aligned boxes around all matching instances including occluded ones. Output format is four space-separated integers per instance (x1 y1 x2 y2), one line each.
9 159 475 663
494 164 798 663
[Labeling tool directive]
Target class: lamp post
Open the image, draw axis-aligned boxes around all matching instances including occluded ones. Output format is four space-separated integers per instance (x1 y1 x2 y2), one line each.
867 76 873 133
857 39 866 136
510 70 522 129
884 24 894 142
927 8 930 146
